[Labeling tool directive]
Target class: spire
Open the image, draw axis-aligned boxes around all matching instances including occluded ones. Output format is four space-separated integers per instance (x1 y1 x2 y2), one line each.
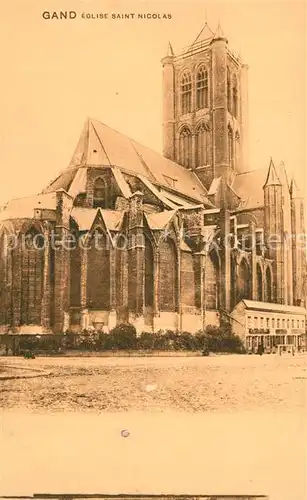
263 158 282 188
189 22 215 48
290 178 303 199
278 160 290 190
212 21 228 42
166 41 174 57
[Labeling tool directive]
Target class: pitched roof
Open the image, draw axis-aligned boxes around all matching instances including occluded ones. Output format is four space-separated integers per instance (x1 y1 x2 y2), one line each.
0 193 56 221
240 299 307 315
71 207 97 231
42 118 211 205
232 161 291 210
68 167 88 199
190 22 215 46
146 210 177 230
208 176 221 195
232 168 266 209
71 208 123 231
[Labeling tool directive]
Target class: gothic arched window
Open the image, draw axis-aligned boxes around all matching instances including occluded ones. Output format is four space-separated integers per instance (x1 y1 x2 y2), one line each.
256 264 263 301
232 74 238 118
179 127 192 168
21 227 44 325
227 67 231 112
266 267 272 303
70 228 81 308
195 123 211 167
144 236 154 308
196 66 208 109
300 202 305 230
159 238 178 312
228 125 234 167
235 131 240 169
87 228 110 309
181 251 196 307
205 250 220 310
181 72 192 115
237 258 250 302
0 232 12 325
93 177 106 208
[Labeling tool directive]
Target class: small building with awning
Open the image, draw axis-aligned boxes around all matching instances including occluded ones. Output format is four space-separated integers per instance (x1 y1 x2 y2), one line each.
230 299 307 352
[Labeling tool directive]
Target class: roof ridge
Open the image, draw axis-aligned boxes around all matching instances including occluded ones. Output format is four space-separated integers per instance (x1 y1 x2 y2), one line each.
90 121 113 167
89 118 206 177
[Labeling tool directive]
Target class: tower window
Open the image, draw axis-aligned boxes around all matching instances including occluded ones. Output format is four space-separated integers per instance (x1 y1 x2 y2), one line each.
228 125 234 167
195 122 211 167
196 66 208 109
300 202 305 230
227 67 231 112
179 127 192 168
93 177 106 208
232 74 238 118
235 131 240 170
181 72 192 115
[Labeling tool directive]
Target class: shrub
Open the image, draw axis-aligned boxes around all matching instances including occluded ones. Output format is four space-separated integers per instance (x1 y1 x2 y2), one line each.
109 323 137 349
195 324 245 354
138 332 156 350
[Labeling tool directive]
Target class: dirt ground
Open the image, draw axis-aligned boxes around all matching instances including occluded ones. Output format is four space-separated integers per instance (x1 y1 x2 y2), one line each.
0 354 306 412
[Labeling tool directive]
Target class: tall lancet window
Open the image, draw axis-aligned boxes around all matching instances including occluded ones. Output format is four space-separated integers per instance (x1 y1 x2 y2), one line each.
235 131 240 169
228 125 234 167
179 127 192 168
300 202 305 230
181 72 192 114
93 177 106 208
196 123 211 167
196 66 208 109
227 67 231 112
232 74 238 118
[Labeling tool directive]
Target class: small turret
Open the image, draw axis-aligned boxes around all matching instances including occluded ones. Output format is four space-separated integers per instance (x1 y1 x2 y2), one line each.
211 21 228 44
290 178 303 199
166 41 174 57
263 159 284 304
263 158 282 188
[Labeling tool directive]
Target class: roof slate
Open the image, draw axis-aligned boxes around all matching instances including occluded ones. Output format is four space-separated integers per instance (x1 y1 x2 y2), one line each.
43 118 211 205
241 299 307 315
232 161 292 210
146 210 177 230
71 208 123 231
0 193 56 221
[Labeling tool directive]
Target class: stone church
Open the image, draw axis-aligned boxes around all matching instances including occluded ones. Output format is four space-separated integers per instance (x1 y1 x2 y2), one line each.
0 23 306 342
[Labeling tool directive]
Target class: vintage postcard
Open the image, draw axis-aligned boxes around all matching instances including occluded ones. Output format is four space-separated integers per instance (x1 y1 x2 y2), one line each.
0 1 306 500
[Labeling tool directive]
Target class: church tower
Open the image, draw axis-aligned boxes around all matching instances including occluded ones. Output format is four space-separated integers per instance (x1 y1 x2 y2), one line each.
162 22 249 190
290 179 306 306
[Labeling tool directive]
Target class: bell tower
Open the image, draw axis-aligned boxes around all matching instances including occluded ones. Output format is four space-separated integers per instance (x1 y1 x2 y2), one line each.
162 22 249 190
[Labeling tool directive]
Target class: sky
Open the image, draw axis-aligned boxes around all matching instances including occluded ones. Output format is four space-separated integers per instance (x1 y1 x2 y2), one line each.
0 0 306 205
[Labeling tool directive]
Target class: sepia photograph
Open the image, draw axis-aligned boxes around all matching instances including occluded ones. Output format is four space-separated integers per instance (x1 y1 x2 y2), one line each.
0 1 306 500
